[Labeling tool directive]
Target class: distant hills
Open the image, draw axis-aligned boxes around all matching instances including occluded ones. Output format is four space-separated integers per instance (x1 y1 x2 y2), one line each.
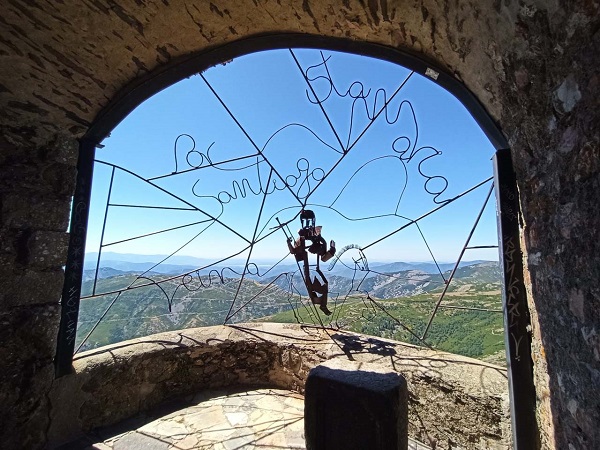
83 252 494 280
77 272 296 352
83 252 213 276
266 261 501 300
77 254 504 362
84 252 216 268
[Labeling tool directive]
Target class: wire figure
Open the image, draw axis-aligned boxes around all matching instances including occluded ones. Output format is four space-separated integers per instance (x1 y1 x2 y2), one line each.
286 209 336 315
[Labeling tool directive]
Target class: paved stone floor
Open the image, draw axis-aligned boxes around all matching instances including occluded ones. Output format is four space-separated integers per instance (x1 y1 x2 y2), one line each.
82 388 429 450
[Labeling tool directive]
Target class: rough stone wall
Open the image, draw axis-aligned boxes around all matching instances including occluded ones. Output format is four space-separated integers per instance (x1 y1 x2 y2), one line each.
47 324 511 449
0 1 598 449
496 3 600 449
0 0 511 147
0 135 77 449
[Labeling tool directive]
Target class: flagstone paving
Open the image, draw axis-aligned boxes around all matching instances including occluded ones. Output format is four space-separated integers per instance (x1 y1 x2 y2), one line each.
84 388 429 450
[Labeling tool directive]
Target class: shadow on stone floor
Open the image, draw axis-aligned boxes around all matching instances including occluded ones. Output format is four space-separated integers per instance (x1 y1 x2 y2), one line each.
58 386 430 450
58 387 305 450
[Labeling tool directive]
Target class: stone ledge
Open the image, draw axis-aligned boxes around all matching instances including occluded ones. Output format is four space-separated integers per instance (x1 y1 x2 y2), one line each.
48 323 510 449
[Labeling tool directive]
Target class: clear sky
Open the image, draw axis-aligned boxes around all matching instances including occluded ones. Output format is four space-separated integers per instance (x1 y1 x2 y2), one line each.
85 48 498 268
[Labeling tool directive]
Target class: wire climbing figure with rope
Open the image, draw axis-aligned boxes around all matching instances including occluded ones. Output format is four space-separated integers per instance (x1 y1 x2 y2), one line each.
278 210 336 315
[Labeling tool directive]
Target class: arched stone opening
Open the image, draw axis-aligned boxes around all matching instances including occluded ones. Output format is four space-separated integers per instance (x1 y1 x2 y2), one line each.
1 2 598 449
55 36 517 448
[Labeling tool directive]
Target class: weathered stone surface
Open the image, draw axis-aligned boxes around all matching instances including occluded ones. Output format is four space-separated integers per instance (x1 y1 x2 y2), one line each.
0 304 60 449
0 160 77 197
83 388 309 450
498 5 600 448
26 230 69 269
0 1 598 449
0 131 73 449
47 324 510 449
0 267 64 310
0 0 514 149
0 134 78 200
1 193 71 231
113 431 171 450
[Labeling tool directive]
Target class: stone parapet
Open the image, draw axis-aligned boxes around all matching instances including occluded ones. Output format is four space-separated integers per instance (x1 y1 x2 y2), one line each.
47 323 510 449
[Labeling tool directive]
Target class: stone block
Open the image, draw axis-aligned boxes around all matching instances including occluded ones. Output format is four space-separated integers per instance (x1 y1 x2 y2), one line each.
42 136 79 167
0 305 60 447
0 304 61 367
27 230 69 268
0 362 54 450
305 359 408 450
0 228 18 264
40 162 78 197
0 141 77 196
0 268 64 309
1 193 71 231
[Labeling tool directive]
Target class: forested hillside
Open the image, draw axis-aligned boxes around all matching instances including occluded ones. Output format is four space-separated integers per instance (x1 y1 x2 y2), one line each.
76 274 295 352
76 261 506 364
261 292 505 362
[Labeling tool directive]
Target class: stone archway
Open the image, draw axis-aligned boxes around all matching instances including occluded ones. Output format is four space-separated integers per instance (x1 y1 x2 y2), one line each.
1 2 598 449
56 32 529 445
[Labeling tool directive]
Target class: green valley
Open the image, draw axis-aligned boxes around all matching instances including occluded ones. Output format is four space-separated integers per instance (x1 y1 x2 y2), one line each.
76 261 506 365
260 291 506 363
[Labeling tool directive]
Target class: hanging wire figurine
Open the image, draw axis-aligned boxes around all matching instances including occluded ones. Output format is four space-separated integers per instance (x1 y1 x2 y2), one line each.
285 210 336 315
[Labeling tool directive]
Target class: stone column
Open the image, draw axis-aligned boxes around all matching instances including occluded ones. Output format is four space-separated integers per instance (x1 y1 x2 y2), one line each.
0 136 77 448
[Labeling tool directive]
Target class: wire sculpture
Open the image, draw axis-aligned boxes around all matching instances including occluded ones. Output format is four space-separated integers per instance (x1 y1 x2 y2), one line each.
75 49 502 355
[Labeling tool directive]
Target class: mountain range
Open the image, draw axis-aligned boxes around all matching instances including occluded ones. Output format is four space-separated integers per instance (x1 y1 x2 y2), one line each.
76 256 503 360
83 252 494 281
263 260 501 299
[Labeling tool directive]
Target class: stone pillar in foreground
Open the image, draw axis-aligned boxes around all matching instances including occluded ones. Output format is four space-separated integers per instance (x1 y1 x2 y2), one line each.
305 359 408 450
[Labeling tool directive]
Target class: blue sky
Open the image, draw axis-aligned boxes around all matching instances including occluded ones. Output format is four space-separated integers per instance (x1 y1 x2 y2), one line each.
85 48 498 266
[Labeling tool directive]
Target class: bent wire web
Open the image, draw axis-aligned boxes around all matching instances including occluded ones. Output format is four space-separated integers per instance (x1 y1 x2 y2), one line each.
76 49 503 357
